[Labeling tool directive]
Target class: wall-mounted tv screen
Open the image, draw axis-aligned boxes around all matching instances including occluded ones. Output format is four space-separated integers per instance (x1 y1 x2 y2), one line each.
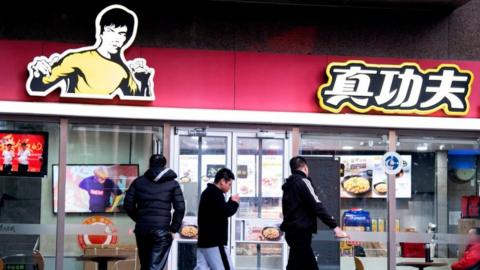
0 130 48 177
53 164 139 213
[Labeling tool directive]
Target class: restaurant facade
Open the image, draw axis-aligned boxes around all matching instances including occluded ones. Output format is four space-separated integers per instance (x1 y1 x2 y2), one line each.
2 1 480 269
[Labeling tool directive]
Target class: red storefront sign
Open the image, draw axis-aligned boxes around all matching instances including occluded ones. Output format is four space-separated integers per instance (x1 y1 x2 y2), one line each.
0 39 479 118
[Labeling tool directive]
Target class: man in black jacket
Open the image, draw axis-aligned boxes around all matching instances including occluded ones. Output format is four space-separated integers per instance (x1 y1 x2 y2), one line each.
281 156 348 270
195 168 239 270
124 154 185 270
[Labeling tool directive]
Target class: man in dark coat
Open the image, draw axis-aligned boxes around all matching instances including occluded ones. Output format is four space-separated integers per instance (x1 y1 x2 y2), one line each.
124 154 185 270
195 168 239 270
281 156 348 270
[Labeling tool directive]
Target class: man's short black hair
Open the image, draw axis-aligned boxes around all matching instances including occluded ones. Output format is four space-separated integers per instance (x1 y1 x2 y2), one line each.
100 7 135 40
290 156 307 174
6 144 12 147
21 143 27 147
149 154 167 168
214 168 235 183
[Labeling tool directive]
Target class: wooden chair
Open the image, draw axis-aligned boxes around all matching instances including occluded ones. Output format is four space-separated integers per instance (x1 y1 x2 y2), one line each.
1 250 44 270
354 256 365 270
32 250 44 270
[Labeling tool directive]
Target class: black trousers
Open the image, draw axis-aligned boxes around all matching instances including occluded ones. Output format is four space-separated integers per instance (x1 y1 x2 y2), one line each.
3 164 12 174
18 164 28 172
285 230 319 270
135 229 173 270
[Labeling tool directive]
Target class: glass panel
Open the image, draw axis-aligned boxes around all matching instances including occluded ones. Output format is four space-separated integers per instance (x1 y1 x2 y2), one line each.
175 134 228 269
178 136 228 217
300 132 389 270
179 135 200 217
396 133 480 269
200 137 228 192
63 123 162 270
237 138 259 219
234 137 285 270
236 243 283 270
0 120 59 270
260 139 284 219
177 242 197 269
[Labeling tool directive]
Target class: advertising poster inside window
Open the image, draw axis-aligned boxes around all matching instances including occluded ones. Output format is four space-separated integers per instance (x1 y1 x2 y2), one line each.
201 155 226 191
261 155 283 198
179 155 199 184
340 155 411 198
237 155 257 197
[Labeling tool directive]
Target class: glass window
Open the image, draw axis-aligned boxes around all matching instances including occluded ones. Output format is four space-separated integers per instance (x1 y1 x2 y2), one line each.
174 131 230 269
234 136 286 270
301 131 389 269
0 120 59 270
62 123 162 270
178 135 228 217
395 132 480 269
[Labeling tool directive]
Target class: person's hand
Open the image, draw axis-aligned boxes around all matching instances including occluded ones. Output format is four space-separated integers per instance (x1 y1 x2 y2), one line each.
334 227 349 238
31 56 59 78
130 59 153 83
231 194 240 203
346 240 361 246
105 207 119 213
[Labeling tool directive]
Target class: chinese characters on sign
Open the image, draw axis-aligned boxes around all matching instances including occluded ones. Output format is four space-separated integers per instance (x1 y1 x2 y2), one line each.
317 61 474 115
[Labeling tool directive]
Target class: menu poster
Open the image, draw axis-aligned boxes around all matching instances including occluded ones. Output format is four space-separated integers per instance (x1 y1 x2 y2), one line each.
237 155 257 197
244 220 282 241
179 155 198 184
206 164 225 178
201 155 226 191
340 155 412 199
261 155 283 198
237 165 248 179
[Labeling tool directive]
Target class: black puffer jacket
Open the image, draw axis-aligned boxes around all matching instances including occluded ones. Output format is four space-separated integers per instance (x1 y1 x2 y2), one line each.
280 170 337 233
124 167 185 233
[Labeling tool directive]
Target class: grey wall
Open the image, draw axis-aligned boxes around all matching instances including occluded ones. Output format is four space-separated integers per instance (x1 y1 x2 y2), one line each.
2 1 480 60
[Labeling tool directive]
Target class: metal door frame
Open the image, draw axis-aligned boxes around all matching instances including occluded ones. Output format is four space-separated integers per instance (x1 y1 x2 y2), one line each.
231 131 291 270
168 127 232 270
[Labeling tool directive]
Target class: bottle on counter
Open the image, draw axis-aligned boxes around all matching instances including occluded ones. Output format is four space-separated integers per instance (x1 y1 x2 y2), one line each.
372 219 378 232
430 234 437 260
378 218 385 232
424 243 433 262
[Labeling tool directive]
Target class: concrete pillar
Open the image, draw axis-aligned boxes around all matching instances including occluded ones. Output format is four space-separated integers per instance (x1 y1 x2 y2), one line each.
436 151 448 258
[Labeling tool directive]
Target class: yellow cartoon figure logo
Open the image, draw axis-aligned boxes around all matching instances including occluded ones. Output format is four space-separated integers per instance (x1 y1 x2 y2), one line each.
26 5 154 100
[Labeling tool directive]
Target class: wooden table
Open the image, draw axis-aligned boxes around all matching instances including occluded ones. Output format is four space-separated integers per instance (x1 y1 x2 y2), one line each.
397 262 448 270
77 255 128 270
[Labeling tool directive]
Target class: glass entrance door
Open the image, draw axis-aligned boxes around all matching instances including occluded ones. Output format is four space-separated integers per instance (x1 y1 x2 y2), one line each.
169 128 290 270
232 132 290 270
170 128 231 270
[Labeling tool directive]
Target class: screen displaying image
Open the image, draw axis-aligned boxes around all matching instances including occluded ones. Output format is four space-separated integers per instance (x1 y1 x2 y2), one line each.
53 164 139 213
0 130 48 177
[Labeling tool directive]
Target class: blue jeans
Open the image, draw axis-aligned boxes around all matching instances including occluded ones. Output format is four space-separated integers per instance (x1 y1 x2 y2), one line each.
195 246 234 270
